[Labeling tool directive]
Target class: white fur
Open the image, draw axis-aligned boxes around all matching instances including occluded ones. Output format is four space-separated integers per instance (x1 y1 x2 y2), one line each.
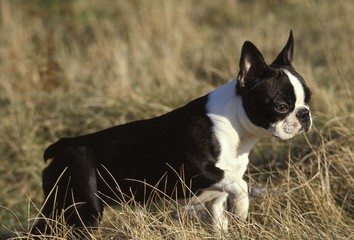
185 75 311 230
286 69 306 109
269 69 311 140
188 80 267 231
173 81 264 231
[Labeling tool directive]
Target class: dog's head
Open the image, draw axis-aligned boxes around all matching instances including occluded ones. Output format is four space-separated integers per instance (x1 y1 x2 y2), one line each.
237 31 312 140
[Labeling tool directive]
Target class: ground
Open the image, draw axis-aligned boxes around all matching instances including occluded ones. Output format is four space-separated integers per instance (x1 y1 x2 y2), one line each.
0 0 353 239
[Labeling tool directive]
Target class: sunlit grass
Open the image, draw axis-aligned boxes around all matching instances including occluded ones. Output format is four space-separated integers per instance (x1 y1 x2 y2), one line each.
0 0 353 239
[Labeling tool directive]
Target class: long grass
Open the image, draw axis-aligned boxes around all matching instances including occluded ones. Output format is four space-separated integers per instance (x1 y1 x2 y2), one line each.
0 0 353 239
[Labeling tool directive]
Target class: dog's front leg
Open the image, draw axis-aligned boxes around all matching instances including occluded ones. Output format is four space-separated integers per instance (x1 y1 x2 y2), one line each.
226 179 249 220
204 192 229 232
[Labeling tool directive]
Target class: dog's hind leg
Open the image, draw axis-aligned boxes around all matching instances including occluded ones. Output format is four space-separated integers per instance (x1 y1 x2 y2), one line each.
32 147 103 236
31 153 70 235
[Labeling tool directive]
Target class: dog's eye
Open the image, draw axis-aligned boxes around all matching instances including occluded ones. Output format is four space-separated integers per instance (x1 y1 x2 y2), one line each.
275 104 289 113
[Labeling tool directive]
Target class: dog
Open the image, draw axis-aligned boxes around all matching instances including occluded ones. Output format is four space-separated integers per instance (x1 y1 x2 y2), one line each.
32 31 312 234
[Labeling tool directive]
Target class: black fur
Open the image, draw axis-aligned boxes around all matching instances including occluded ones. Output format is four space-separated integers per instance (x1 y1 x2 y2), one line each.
237 30 311 130
33 95 224 233
31 31 312 236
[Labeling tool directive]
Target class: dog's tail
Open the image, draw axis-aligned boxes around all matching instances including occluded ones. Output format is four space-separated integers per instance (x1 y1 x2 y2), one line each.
43 138 68 162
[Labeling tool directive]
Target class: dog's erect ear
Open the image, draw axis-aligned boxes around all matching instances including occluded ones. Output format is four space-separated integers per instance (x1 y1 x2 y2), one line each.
271 30 294 66
237 41 266 88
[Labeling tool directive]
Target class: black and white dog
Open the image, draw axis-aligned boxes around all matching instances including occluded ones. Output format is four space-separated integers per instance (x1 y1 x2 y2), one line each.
33 31 312 233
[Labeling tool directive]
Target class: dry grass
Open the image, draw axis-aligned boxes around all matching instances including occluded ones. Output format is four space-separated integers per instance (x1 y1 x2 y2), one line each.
0 0 353 239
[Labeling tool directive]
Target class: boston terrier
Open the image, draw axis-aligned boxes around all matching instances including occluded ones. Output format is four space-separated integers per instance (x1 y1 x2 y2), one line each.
32 31 312 234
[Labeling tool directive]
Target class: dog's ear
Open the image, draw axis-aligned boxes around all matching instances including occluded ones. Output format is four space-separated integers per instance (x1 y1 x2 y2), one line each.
271 30 294 66
237 41 266 88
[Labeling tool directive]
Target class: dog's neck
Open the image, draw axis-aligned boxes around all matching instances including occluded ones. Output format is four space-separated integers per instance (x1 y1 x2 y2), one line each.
206 80 269 157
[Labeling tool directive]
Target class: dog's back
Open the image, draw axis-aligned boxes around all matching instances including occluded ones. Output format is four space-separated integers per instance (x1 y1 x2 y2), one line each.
31 31 312 235
33 95 224 234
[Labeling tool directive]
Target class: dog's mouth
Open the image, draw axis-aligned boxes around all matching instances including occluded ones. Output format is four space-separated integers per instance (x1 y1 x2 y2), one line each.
271 131 300 140
269 122 308 140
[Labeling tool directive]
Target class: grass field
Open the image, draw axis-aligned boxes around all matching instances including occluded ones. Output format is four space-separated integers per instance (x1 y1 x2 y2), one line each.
0 0 353 239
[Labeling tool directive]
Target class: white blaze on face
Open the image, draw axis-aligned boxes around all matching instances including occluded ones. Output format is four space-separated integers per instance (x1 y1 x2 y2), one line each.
286 69 306 109
269 69 311 140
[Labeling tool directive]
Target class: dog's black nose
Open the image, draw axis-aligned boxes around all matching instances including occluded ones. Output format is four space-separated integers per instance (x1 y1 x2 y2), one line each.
296 108 310 121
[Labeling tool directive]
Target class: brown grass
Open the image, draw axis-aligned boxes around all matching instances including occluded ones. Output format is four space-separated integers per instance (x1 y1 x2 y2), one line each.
0 0 353 239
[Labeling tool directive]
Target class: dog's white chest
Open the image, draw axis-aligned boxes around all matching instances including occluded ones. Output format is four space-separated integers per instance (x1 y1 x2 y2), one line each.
210 115 257 180
206 81 259 186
